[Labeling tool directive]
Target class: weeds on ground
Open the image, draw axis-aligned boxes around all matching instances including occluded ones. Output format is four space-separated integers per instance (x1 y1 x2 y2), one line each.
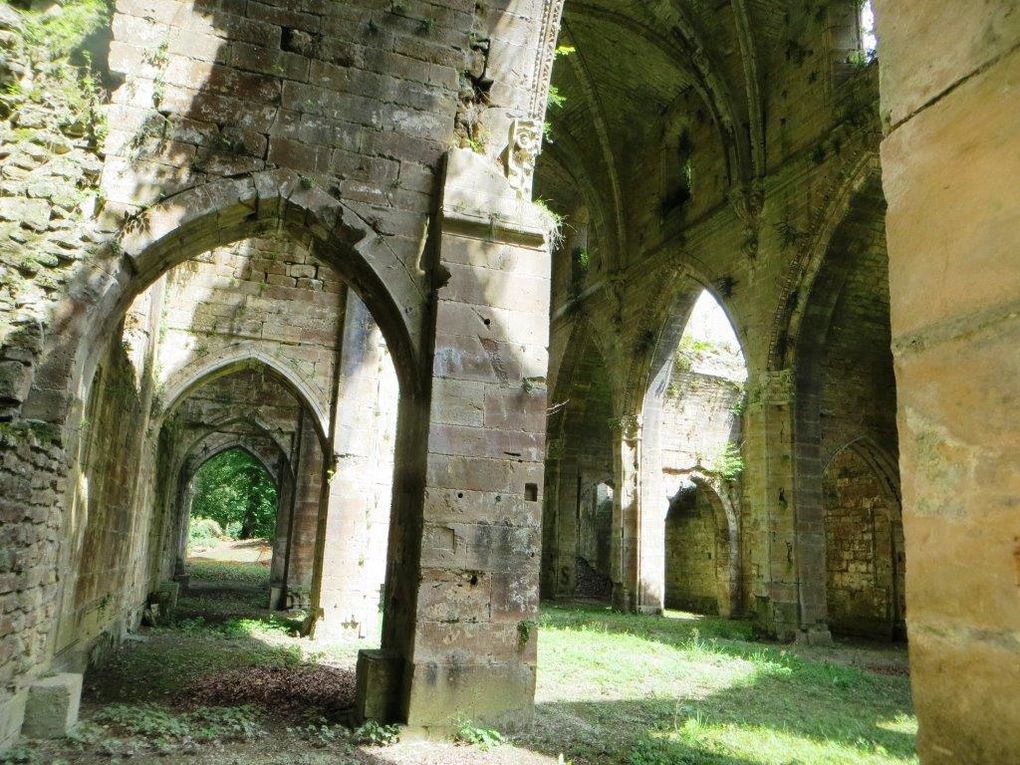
54 704 268 758
351 720 400 746
453 716 505 751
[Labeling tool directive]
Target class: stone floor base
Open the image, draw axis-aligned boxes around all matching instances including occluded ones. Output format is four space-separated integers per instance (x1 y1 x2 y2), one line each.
21 673 83 739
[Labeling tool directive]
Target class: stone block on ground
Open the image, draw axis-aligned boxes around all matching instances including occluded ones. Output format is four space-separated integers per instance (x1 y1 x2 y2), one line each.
21 673 83 739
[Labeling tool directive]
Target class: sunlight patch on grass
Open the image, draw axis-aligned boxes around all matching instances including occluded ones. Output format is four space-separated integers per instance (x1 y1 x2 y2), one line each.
876 714 919 736
528 604 917 765
649 719 918 765
188 559 270 587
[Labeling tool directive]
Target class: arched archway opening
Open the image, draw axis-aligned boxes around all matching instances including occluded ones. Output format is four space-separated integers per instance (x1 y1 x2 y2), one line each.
823 440 905 640
182 446 280 608
159 359 326 615
48 203 409 694
664 478 735 616
641 287 747 617
542 323 616 603
789 175 903 641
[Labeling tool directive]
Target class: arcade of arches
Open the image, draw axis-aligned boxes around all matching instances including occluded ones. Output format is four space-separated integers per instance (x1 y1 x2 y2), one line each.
0 0 1017 762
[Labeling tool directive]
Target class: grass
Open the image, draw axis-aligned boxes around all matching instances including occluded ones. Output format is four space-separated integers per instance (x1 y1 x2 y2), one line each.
524 604 916 765
188 559 271 587
8 562 916 764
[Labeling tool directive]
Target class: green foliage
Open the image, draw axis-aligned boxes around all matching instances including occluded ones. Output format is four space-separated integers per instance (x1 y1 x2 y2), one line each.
187 517 224 547
0 746 39 765
628 732 740 765
575 248 591 271
351 720 400 746
188 560 270 587
8 0 111 147
546 84 566 110
21 0 111 60
454 719 505 751
535 604 915 765
534 199 565 248
709 442 744 482
517 619 536 648
728 394 746 417
91 703 266 746
847 49 875 69
219 615 300 639
190 449 278 540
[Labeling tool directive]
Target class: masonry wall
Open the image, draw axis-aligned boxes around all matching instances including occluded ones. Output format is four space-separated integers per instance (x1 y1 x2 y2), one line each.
155 235 345 414
823 446 903 638
542 331 614 599
0 6 110 740
664 487 720 614
876 1 1020 759
0 0 564 739
57 335 153 660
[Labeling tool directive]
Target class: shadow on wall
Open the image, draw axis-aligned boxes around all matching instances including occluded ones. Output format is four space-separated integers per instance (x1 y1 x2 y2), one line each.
5 0 558 738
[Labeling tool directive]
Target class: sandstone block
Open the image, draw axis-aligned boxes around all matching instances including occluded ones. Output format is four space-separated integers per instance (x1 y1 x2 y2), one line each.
21 673 82 738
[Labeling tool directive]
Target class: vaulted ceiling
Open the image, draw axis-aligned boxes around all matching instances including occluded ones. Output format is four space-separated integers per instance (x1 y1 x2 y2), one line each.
535 0 790 260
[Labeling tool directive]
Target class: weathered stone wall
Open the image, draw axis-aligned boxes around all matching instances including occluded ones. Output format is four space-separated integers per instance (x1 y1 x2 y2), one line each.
0 425 65 748
876 1 1020 759
822 445 903 638
55 332 153 662
664 486 720 614
313 292 398 640
2 0 564 740
21 0 1015 745
154 235 345 420
658 369 744 479
542 326 614 599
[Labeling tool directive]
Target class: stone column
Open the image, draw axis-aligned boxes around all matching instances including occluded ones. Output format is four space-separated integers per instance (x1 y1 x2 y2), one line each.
876 3 1020 760
268 464 294 609
379 148 550 728
744 369 829 641
551 455 580 598
285 416 324 605
310 291 397 641
638 400 668 614
609 415 641 612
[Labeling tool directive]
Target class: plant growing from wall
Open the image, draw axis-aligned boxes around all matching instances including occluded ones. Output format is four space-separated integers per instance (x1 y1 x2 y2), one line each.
709 442 744 482
575 248 591 272
534 199 565 249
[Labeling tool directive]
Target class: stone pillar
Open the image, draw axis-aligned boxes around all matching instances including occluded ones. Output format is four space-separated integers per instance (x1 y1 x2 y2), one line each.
269 464 294 609
609 415 640 612
550 455 579 599
285 416 324 604
638 400 668 614
876 3 1020 760
310 291 397 641
386 148 550 728
745 370 828 641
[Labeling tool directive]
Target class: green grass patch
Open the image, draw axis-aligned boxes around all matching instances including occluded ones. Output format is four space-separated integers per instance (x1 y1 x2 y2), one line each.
526 605 916 765
188 560 270 587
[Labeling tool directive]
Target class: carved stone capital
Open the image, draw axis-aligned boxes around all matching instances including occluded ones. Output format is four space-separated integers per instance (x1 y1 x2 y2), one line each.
747 369 794 406
503 118 542 198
